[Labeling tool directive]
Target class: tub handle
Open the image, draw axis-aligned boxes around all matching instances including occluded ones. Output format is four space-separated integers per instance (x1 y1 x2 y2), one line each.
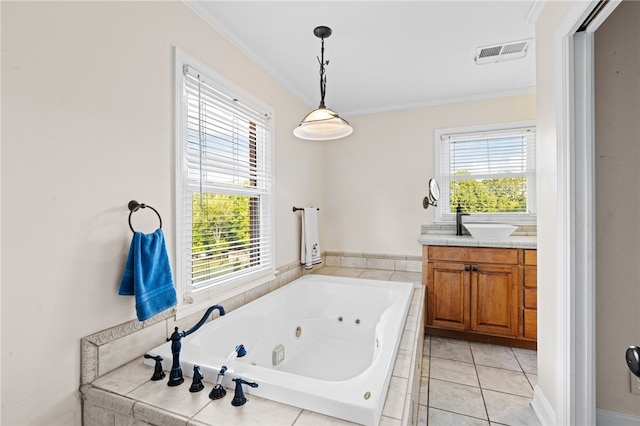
231 377 259 406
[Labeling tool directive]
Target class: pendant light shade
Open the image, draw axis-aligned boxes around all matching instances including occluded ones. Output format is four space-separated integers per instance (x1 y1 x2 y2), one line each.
293 107 353 140
293 26 353 141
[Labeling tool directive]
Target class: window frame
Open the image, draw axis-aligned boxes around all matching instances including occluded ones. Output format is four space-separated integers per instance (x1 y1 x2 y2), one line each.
174 48 275 319
434 121 537 225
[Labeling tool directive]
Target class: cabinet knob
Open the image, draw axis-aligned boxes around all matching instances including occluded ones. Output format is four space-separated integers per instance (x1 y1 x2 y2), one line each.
464 266 471 271
472 266 478 271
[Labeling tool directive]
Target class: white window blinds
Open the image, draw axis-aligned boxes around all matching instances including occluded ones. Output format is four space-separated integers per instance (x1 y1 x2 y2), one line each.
179 62 274 294
438 126 536 216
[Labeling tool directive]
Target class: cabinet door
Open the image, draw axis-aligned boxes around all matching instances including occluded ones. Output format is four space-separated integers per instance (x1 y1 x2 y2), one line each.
427 262 470 331
470 265 519 336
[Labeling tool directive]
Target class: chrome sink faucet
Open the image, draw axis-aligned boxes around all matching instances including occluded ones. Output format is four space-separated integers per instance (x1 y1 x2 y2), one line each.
456 204 470 236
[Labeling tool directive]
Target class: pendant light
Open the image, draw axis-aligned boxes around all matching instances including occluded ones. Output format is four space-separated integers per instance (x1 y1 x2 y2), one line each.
293 26 353 141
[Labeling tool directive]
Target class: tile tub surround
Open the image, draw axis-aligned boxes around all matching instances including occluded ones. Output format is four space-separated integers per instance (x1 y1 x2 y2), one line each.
324 252 422 273
80 266 425 426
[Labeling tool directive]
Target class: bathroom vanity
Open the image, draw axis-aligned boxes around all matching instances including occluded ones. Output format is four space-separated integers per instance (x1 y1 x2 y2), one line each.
420 231 537 349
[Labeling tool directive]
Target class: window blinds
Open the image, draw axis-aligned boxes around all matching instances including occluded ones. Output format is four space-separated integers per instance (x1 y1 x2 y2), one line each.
181 64 273 291
440 127 536 214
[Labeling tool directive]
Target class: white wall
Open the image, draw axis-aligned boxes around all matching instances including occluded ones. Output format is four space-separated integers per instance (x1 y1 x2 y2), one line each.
594 0 640 415
1 2 320 424
324 95 535 256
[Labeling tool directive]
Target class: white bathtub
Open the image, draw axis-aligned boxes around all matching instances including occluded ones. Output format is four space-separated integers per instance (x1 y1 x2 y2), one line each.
145 274 415 425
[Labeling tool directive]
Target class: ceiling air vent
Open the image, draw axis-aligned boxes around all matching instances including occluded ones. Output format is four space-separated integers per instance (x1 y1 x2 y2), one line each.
475 39 530 65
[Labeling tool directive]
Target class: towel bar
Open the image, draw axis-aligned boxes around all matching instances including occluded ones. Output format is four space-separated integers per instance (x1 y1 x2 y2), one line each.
128 200 162 233
292 207 320 212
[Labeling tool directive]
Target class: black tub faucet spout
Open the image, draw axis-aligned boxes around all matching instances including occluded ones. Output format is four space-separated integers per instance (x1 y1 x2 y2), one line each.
165 304 226 387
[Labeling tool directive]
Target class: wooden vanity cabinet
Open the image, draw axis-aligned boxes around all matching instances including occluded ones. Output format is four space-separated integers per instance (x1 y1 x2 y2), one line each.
423 245 536 349
522 249 537 340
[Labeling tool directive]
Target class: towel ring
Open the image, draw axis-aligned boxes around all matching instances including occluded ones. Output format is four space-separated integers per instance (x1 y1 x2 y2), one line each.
128 200 162 233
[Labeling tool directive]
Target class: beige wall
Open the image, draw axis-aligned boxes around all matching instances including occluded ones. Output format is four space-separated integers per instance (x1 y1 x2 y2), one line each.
1 2 319 424
323 95 535 256
595 0 640 415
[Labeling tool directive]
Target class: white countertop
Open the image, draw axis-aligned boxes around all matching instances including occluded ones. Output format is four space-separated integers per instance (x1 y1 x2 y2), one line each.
418 233 537 249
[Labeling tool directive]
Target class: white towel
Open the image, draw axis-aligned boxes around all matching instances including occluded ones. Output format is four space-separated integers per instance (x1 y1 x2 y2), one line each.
301 207 321 269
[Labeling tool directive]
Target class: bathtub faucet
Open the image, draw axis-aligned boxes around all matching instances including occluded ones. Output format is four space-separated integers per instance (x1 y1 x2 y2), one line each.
166 304 226 387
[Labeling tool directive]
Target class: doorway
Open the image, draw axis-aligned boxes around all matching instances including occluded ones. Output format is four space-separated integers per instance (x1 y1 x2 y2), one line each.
555 0 639 424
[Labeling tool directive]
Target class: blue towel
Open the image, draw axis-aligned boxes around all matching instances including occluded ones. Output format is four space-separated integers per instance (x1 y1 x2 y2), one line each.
119 229 177 321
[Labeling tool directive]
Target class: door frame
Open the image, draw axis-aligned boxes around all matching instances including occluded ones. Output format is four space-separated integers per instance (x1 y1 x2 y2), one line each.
553 1 621 424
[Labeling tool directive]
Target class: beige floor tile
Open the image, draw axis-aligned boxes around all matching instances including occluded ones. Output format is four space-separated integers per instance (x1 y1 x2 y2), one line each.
417 404 428 426
482 389 541 426
428 379 487 420
476 365 533 397
430 357 479 387
470 342 521 371
423 335 431 356
430 336 474 363
526 373 538 388
513 348 538 374
428 407 490 425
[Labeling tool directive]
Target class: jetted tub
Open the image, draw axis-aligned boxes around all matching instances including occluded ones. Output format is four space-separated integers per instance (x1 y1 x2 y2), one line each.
145 274 415 425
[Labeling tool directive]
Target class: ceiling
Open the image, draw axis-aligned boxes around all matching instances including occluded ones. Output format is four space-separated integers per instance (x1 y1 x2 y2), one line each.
186 1 538 116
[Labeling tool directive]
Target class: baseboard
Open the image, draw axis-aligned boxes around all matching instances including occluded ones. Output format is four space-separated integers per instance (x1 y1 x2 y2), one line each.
531 385 555 425
597 408 640 426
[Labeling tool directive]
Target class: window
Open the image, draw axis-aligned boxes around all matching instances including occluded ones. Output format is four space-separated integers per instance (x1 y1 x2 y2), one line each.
435 122 536 224
175 49 274 317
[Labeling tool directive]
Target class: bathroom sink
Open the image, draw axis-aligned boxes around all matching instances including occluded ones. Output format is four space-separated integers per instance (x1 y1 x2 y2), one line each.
463 223 517 240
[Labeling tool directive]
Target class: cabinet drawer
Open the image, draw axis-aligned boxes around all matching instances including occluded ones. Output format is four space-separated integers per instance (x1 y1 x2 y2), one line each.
524 267 537 288
428 246 518 265
524 250 537 266
524 288 537 309
523 309 537 339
